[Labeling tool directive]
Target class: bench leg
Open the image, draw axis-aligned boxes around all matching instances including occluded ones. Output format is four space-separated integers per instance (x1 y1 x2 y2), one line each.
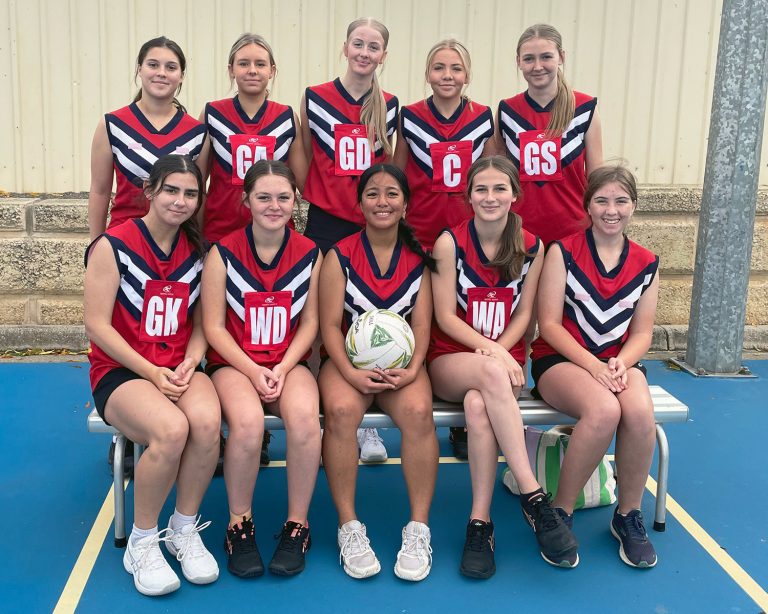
653 424 669 532
113 435 127 548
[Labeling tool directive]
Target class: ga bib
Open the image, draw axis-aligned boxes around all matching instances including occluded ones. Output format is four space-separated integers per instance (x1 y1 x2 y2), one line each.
229 134 277 185
139 280 189 343
334 124 372 176
429 140 473 192
519 131 562 182
466 287 514 340
243 291 292 352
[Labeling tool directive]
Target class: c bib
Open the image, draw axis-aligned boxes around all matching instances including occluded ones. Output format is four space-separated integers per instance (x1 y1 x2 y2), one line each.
429 140 473 192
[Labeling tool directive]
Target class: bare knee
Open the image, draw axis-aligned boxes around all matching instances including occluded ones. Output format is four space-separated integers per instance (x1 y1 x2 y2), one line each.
477 358 510 392
150 416 190 461
464 392 492 431
398 402 435 436
187 409 221 447
227 410 264 452
619 402 655 438
284 409 322 446
323 402 363 435
578 400 621 438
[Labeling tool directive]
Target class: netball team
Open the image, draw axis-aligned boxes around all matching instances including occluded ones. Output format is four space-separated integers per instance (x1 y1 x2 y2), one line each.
84 18 660 596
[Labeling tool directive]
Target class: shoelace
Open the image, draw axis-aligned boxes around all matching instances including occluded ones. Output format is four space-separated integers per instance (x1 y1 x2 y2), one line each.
339 526 372 565
274 522 307 553
623 512 648 542
229 519 258 553
172 517 212 561
530 495 560 531
466 522 492 552
130 528 174 572
400 531 433 565
363 428 384 446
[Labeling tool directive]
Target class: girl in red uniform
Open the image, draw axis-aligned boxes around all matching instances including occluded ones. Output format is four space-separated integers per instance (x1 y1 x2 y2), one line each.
394 39 494 250
197 33 307 243
88 37 207 239
85 154 220 596
202 160 322 578
429 156 577 577
300 17 399 253
494 24 603 245
319 164 438 581
532 165 660 568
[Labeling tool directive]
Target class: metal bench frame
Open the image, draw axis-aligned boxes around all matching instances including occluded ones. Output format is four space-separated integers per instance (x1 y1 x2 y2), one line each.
88 385 688 547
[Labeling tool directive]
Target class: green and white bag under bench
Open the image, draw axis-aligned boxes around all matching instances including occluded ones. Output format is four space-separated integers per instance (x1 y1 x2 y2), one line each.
88 385 688 547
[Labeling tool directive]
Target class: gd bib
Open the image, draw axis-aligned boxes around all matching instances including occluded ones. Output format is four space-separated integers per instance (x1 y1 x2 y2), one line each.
243 291 292 352
466 287 514 340
429 140 473 192
139 280 189 343
229 134 277 185
334 124 372 176
519 131 562 182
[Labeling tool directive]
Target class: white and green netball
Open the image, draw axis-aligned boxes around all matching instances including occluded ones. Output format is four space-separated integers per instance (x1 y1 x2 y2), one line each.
345 309 415 370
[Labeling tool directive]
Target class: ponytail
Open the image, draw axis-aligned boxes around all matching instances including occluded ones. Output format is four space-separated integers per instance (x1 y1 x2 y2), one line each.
132 36 188 113
361 73 393 157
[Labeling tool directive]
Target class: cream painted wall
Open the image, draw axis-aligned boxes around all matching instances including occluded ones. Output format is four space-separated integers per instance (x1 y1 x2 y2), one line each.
2 0 767 193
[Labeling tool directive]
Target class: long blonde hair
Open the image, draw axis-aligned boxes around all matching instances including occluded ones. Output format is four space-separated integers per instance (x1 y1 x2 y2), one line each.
345 18 393 157
516 24 574 136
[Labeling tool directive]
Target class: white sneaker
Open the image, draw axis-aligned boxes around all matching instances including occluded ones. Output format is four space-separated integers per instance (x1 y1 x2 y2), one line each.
123 529 181 596
166 516 219 584
394 521 433 581
358 428 387 462
337 520 381 579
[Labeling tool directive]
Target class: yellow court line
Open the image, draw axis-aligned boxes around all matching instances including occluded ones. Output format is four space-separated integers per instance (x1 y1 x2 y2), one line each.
54 481 125 614
644 475 768 612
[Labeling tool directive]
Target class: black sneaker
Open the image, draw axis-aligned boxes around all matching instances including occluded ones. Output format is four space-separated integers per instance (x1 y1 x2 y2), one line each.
224 517 264 578
556 507 574 530
261 431 272 466
449 427 468 460
521 491 579 568
610 508 657 568
268 521 311 576
459 519 496 579
108 440 135 478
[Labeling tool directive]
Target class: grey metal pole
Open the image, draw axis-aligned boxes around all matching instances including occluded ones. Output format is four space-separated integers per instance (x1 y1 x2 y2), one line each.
684 0 768 374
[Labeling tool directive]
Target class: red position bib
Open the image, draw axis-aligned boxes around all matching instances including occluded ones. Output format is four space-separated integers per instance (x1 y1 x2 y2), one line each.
519 131 562 182
242 291 292 351
466 287 514 340
229 134 277 186
139 280 189 343
334 124 371 176
429 140 472 192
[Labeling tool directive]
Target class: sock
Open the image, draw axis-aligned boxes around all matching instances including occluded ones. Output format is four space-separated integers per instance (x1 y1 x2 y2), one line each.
170 509 197 531
130 524 158 546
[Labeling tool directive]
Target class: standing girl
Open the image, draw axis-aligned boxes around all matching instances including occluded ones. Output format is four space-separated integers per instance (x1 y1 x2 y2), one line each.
300 17 400 253
88 37 207 238
532 165 660 568
494 24 602 245
393 39 494 250
429 156 577 577
84 154 220 596
319 164 438 581
198 33 307 243
201 160 322 578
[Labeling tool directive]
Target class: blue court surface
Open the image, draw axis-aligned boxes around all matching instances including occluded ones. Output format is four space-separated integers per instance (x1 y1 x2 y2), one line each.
1 359 767 613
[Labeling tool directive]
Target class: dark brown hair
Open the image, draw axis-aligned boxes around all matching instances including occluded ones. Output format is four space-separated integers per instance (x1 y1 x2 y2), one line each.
144 154 204 254
466 156 527 281
132 36 187 112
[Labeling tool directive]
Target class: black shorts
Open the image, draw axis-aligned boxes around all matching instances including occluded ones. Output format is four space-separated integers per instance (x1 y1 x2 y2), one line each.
530 353 647 399
93 365 204 425
304 203 362 254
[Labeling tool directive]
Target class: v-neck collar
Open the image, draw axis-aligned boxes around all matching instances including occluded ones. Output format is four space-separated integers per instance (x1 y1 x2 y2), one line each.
135 218 180 261
585 227 629 278
360 230 401 278
247 224 289 270
334 77 372 106
233 95 268 124
129 101 183 135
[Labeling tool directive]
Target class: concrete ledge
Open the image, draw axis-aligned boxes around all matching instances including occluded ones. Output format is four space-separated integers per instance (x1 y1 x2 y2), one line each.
0 325 88 350
32 200 89 233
